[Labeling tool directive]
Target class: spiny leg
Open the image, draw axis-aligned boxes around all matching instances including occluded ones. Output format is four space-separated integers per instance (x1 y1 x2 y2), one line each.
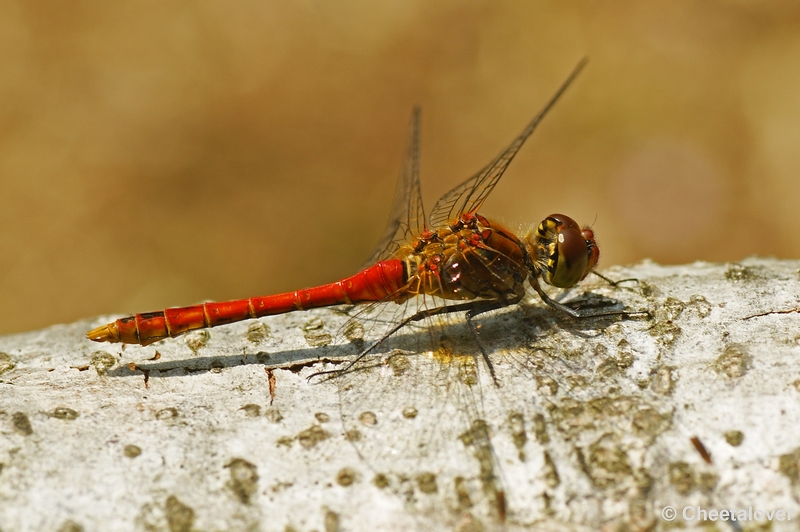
530 276 649 320
591 270 638 287
464 296 523 386
308 300 487 382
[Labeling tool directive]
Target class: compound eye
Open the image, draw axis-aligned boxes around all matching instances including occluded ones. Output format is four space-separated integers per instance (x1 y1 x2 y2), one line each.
549 216 589 288
581 227 600 280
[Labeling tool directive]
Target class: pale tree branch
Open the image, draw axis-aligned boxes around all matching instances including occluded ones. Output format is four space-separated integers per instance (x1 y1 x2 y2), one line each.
1 257 800 531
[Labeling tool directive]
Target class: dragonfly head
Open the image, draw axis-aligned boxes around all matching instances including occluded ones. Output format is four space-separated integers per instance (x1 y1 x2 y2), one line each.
528 214 599 288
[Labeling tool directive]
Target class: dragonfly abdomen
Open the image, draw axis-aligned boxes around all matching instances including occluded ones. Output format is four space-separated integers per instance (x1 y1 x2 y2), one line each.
86 259 407 346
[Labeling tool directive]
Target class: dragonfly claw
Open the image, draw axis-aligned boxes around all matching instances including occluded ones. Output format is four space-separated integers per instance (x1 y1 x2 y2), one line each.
307 365 353 384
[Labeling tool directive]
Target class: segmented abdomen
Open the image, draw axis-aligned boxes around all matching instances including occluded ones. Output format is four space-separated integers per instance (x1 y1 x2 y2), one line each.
86 259 406 345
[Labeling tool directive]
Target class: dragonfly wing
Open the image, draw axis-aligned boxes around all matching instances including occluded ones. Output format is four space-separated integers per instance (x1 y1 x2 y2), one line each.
332 294 509 525
428 58 588 228
361 107 426 268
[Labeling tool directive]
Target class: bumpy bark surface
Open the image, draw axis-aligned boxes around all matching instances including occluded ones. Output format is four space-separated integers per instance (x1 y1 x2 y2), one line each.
1 257 799 531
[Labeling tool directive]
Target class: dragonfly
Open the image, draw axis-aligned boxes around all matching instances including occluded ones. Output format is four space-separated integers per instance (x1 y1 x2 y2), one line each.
86 57 624 358
87 58 641 525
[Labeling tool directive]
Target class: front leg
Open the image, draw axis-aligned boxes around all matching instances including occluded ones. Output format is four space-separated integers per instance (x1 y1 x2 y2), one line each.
529 275 648 320
591 270 639 287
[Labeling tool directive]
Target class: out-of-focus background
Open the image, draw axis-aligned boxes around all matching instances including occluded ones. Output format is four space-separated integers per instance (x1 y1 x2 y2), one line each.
1 2 799 336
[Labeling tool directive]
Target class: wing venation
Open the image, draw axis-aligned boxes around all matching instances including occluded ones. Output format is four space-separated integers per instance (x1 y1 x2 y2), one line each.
428 58 588 228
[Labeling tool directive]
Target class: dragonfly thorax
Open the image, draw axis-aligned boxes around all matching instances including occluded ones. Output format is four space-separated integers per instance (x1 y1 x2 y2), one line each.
397 213 529 303
526 213 599 289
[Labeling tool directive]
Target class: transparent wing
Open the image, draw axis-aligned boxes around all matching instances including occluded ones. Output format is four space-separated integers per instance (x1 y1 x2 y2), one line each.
361 107 426 268
327 288 642 526
428 58 588 228
330 294 510 525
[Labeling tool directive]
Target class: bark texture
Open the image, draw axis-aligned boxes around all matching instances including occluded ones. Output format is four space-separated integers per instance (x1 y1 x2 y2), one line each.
1 257 800 531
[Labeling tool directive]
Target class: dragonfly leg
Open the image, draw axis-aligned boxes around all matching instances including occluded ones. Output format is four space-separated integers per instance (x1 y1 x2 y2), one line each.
530 276 648 320
591 270 638 287
463 296 523 386
309 301 484 382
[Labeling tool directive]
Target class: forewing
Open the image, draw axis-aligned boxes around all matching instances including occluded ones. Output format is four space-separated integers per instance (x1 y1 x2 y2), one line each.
428 58 588 228
361 107 426 268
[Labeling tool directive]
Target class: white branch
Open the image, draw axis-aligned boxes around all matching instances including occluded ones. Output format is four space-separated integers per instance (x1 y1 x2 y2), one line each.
1 257 800 531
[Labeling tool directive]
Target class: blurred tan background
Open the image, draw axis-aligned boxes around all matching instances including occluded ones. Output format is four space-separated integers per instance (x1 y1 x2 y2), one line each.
1 1 799 336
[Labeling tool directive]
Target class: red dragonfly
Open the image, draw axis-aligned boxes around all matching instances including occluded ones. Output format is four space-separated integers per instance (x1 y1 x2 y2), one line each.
87 58 624 377
87 59 643 524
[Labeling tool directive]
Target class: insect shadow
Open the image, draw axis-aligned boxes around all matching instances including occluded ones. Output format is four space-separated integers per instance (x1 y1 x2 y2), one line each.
105 289 645 383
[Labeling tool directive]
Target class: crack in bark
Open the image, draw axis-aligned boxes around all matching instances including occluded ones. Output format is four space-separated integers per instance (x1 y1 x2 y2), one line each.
743 308 800 320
